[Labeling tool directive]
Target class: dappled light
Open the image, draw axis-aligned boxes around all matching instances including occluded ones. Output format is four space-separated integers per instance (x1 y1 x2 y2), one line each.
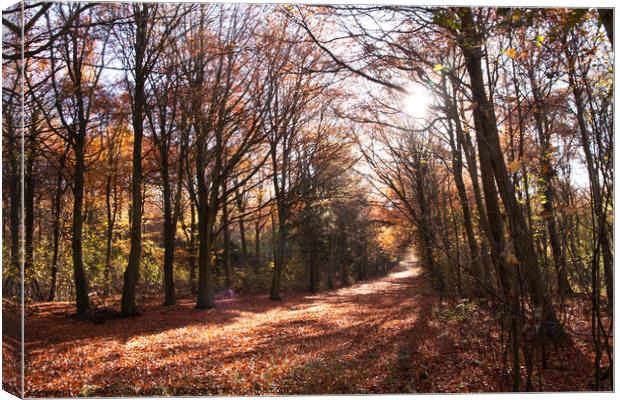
2 3 613 396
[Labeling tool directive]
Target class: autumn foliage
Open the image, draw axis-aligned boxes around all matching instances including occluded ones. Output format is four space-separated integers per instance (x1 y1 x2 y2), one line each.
1 3 614 395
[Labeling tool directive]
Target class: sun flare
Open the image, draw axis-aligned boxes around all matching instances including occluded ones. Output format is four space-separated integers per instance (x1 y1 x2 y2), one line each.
403 86 432 119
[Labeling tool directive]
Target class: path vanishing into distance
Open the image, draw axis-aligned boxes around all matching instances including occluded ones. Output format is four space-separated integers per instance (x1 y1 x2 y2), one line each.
23 255 595 396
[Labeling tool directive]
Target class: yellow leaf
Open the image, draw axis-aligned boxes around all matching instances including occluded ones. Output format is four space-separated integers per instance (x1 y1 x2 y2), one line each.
433 63 444 72
503 48 517 59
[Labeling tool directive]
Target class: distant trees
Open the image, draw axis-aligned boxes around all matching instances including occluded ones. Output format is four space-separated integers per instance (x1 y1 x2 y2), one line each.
112 3 185 315
2 4 612 391
2 50 22 285
32 3 111 315
294 5 613 391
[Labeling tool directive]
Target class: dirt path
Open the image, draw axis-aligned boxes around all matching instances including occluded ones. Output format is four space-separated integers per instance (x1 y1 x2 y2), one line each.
25 258 441 396
24 256 600 396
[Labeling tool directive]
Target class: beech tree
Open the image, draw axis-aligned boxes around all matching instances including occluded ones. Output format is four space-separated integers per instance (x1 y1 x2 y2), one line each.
5 4 612 392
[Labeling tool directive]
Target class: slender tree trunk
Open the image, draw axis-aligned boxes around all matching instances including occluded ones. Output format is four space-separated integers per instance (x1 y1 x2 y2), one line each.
71 133 90 316
24 150 35 274
447 115 485 291
308 228 319 293
327 232 335 290
161 147 176 305
238 217 247 262
414 156 443 291
235 189 248 262
459 9 559 332
340 228 349 286
304 204 319 293
528 68 572 297
4 117 21 286
103 169 118 297
9 160 20 280
48 160 66 301
189 202 197 294
195 127 217 308
448 88 494 283
121 5 148 316
222 196 231 289
254 220 261 267
162 210 176 305
565 42 613 311
597 9 613 47
270 209 286 301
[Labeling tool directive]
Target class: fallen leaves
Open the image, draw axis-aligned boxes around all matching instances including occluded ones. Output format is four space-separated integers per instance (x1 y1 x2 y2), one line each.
22 261 610 396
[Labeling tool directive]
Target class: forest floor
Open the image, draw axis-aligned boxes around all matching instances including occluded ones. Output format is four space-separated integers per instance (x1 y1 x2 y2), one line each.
20 257 609 396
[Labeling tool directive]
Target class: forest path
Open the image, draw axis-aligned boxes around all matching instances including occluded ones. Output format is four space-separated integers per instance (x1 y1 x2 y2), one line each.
25 256 447 396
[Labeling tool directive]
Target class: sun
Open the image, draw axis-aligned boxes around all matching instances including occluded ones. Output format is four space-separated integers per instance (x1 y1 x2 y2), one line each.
403 86 432 119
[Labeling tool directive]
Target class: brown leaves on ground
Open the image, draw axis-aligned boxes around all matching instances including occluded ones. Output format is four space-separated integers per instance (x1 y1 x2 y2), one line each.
24 262 609 396
2 300 22 397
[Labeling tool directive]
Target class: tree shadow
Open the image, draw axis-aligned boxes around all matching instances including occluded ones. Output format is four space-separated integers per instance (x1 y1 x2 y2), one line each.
32 262 574 396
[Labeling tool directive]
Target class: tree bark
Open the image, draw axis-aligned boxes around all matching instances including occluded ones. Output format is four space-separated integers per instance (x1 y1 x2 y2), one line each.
48 147 68 301
270 214 286 300
327 232 336 290
597 9 613 47
121 4 148 316
189 202 197 294
528 67 572 297
222 190 231 289
254 220 261 267
564 41 613 311
458 8 559 331
71 132 90 316
446 110 485 291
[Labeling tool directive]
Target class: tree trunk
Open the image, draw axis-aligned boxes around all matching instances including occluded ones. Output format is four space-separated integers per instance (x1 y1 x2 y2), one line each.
196 198 216 309
597 9 613 47
103 169 118 297
254 220 261 267
189 202 197 294
458 9 559 332
195 123 217 308
528 67 572 297
327 232 336 290
270 212 286 301
235 188 248 262
9 157 20 280
447 113 485 291
565 39 613 311
308 229 319 293
71 133 90 316
414 155 443 291
161 145 176 305
24 146 35 275
222 185 231 289
49 165 65 301
121 5 148 316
